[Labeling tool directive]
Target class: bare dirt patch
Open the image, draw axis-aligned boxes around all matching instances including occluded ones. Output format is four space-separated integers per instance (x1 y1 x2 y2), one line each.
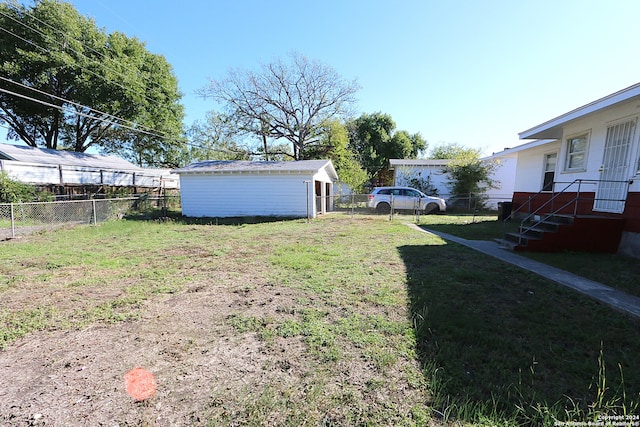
0 217 431 426
1 278 312 426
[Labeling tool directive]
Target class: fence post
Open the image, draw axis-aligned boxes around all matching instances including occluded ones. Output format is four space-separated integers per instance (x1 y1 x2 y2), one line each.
351 193 355 218
10 203 15 238
92 199 97 225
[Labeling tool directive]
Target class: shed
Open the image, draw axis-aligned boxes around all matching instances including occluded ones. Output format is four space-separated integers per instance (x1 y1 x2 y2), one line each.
0 143 179 191
173 160 338 218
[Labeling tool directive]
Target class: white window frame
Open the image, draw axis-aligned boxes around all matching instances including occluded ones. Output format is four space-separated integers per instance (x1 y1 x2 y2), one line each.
564 131 590 172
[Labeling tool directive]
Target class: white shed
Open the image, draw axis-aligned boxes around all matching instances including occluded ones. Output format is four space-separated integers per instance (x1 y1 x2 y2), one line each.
173 160 338 218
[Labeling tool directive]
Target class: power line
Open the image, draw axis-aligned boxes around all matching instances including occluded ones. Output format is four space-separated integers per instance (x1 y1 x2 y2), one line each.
0 86 166 139
0 14 184 146
0 13 172 113
0 5 165 97
0 75 170 140
0 80 248 155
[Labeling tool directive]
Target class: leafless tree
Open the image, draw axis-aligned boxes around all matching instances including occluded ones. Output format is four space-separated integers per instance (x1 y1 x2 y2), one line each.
200 53 359 160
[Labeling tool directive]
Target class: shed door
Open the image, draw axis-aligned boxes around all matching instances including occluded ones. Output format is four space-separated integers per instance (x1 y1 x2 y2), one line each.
315 181 323 214
594 119 635 213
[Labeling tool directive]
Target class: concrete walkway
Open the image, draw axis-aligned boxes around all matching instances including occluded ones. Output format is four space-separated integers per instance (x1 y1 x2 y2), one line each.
409 224 640 320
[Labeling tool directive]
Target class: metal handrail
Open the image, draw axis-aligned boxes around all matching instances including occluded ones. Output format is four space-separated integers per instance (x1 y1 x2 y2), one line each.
504 179 631 246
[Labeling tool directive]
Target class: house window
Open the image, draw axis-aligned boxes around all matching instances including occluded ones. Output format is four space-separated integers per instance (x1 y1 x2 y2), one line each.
565 133 589 171
542 152 557 191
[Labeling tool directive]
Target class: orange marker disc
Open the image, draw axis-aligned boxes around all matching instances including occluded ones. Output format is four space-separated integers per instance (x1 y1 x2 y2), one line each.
124 367 156 401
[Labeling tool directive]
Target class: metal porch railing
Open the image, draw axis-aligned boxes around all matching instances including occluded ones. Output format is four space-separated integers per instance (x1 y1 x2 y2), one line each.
504 179 632 246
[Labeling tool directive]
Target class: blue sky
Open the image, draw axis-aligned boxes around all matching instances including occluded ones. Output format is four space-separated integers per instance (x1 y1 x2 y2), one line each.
8 0 640 156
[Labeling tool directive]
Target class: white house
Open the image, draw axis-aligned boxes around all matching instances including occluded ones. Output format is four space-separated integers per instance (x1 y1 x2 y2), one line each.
390 155 516 209
481 150 518 207
390 159 451 198
503 82 640 256
173 160 338 218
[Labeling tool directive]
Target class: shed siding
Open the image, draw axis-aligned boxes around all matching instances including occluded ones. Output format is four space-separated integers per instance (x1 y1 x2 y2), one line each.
180 173 312 217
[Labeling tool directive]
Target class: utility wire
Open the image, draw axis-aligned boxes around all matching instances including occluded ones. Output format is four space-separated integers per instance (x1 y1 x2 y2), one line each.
0 15 170 112
0 80 248 155
0 5 245 155
0 86 167 138
3 4 164 94
0 75 170 139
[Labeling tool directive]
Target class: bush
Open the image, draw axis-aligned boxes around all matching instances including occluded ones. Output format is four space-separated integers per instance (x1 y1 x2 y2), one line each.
0 171 51 202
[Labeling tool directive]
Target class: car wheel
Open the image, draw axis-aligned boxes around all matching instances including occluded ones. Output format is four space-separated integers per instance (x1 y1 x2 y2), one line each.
376 203 391 214
424 203 440 214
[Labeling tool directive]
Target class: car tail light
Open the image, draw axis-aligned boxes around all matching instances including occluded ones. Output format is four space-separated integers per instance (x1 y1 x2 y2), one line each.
368 194 374 200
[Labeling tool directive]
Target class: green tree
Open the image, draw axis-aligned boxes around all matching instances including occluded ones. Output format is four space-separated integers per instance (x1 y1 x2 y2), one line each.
348 112 426 184
431 142 497 209
305 120 367 192
200 52 359 160
0 0 185 166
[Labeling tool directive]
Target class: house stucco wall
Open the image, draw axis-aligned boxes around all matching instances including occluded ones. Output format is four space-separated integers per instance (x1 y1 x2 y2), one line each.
482 155 517 206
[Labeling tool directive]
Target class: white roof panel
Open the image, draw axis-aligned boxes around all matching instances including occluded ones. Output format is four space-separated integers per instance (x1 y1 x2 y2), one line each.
0 143 141 170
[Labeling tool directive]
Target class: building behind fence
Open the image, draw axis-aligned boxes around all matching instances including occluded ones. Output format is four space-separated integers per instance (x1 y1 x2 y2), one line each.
0 196 175 240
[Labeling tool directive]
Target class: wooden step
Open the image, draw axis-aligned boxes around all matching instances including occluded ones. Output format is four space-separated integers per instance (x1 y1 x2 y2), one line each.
500 215 624 253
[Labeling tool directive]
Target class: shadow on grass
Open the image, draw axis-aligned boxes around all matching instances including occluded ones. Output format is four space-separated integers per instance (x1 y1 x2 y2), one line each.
398 241 640 424
124 208 303 226
422 218 520 241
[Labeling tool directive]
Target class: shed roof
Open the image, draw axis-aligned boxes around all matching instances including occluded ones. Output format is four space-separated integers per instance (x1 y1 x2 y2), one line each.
173 159 338 180
519 82 640 140
0 143 141 170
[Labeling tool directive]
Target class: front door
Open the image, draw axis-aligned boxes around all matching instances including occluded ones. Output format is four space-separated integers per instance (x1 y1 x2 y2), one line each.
542 152 557 191
594 119 635 213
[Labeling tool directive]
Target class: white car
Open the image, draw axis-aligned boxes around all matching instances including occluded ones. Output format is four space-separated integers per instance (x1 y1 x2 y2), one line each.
367 187 446 214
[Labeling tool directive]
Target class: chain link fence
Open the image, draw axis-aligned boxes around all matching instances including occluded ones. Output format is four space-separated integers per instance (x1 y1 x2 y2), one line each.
0 196 174 240
329 194 510 217
0 193 510 240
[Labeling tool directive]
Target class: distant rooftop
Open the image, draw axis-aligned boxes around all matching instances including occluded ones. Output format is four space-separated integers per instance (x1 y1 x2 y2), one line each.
174 159 337 178
0 143 140 170
389 159 451 167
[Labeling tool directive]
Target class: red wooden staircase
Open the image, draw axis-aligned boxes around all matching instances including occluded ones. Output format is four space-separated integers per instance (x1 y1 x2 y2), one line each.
497 214 625 253
497 179 628 253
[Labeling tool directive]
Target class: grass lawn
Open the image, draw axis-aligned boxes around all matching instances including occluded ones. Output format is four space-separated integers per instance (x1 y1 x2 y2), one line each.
0 213 639 425
420 214 640 298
